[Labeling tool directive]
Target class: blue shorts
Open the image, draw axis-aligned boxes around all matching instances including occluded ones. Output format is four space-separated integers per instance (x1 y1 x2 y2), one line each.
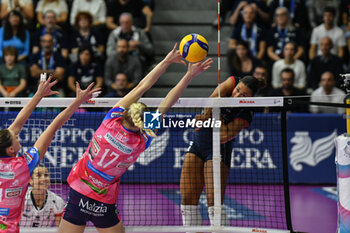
187 129 233 167
63 188 120 228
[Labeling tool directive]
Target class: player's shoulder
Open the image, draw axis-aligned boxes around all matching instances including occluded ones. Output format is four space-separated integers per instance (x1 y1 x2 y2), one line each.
103 106 126 121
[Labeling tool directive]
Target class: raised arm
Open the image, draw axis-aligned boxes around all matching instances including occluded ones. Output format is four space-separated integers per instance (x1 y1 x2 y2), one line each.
114 43 186 109
8 75 59 135
34 83 100 160
157 59 213 116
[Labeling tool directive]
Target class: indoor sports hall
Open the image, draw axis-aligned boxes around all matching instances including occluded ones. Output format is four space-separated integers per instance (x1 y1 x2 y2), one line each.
0 0 349 232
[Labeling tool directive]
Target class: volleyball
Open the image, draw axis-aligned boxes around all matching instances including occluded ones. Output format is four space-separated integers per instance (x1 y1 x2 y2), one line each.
179 33 208 63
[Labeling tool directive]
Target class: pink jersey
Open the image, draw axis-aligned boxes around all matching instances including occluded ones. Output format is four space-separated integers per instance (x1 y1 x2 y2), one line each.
67 107 152 204
0 147 40 233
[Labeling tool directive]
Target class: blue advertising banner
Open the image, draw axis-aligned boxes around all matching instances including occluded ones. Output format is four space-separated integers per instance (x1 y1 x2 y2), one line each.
0 111 344 184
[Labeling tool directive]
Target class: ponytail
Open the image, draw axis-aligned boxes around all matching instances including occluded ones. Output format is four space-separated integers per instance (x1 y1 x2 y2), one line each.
240 75 266 96
0 129 12 157
126 102 157 138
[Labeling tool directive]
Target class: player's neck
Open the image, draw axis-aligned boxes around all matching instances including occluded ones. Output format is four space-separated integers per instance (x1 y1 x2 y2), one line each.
31 189 47 209
122 118 139 132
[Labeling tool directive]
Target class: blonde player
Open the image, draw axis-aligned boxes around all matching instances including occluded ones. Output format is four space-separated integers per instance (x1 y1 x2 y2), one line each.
0 75 100 233
57 44 213 233
20 165 65 227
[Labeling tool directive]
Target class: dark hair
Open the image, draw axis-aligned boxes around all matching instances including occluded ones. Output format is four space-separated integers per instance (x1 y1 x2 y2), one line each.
0 129 12 157
78 45 93 63
232 40 253 72
240 75 266 96
324 7 336 17
4 10 26 42
74 11 93 28
280 67 295 80
3 46 18 62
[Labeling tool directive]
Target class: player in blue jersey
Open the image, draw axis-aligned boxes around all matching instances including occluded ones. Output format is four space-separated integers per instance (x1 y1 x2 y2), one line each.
180 75 266 232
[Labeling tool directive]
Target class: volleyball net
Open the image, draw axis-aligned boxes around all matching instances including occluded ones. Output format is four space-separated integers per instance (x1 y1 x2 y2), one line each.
0 97 293 233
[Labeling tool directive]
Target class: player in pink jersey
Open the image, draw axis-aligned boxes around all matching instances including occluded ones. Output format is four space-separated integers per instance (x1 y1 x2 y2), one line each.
57 44 213 233
0 75 100 233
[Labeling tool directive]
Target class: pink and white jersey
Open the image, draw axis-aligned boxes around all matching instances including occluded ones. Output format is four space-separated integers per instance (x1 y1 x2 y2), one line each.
68 107 153 204
0 147 40 233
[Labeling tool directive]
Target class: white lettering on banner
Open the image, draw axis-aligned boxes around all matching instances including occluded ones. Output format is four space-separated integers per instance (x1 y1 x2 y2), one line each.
173 147 188 168
162 118 221 128
231 148 276 169
237 129 264 145
290 130 337 171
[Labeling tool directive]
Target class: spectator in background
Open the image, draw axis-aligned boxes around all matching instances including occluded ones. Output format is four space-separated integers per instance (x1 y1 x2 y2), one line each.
0 10 30 63
309 7 346 60
339 0 350 61
308 37 343 90
29 34 65 95
268 0 309 30
70 0 106 27
229 0 270 28
267 7 304 61
310 71 346 114
67 45 103 96
0 0 34 23
269 67 308 112
272 42 306 89
105 73 131 97
106 0 153 33
106 13 153 66
227 40 259 77
20 165 65 227
229 4 266 60
32 10 68 59
104 39 142 92
308 0 339 29
0 46 26 97
253 65 270 96
69 11 104 63
35 0 68 26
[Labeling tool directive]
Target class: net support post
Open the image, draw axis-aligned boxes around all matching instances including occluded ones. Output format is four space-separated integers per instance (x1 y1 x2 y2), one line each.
212 107 222 227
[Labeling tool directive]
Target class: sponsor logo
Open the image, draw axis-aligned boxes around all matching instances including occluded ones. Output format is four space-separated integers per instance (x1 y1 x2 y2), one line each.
104 133 132 154
143 111 161 129
143 111 221 130
116 162 131 168
84 100 96 105
5 187 22 198
78 199 107 215
91 138 100 156
88 175 109 188
239 100 255 104
0 208 9 216
24 152 33 163
11 180 19 186
290 130 337 171
111 112 122 118
0 172 14 180
0 164 11 171
4 100 21 105
116 132 128 142
252 229 267 233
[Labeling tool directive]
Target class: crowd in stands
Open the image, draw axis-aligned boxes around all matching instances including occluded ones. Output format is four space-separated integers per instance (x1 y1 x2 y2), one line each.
222 0 348 114
0 0 348 114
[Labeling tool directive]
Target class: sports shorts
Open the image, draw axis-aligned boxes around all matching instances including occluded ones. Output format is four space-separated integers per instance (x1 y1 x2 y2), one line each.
63 188 120 228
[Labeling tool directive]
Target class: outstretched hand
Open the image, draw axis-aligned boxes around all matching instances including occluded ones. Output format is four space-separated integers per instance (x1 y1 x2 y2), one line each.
36 74 59 97
164 43 187 66
187 58 213 77
75 82 102 104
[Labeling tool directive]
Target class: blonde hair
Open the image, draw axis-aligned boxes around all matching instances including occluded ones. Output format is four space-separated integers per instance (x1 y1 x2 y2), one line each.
126 102 157 138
